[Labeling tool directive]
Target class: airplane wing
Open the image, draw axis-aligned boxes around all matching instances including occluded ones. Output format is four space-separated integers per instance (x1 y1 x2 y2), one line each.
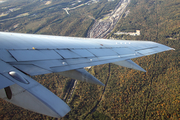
0 32 174 117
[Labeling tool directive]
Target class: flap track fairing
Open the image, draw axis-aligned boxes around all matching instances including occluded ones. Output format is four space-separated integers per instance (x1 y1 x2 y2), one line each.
59 68 105 86
113 59 146 72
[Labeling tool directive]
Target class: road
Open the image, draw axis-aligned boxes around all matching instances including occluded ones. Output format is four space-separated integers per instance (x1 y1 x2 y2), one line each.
84 0 131 117
87 0 131 38
83 64 111 119
0 13 29 22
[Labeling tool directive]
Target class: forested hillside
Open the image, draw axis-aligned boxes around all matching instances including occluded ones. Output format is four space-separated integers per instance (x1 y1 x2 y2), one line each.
0 0 179 119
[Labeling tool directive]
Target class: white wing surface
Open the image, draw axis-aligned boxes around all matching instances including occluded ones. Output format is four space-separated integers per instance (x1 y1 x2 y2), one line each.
0 32 174 117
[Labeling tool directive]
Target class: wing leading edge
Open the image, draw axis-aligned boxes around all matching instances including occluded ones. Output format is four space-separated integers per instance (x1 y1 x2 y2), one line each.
0 32 174 117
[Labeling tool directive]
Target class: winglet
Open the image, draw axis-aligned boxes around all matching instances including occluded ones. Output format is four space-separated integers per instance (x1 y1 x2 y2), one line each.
113 59 146 72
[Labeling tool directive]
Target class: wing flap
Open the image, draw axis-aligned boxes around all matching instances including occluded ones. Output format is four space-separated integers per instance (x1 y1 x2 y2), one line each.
51 55 137 73
10 55 139 75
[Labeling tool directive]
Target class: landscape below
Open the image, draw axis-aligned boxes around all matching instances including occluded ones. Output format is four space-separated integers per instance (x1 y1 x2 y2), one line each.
0 0 179 119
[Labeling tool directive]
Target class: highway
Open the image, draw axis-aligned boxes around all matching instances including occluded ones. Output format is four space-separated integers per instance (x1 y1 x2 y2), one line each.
87 0 131 38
